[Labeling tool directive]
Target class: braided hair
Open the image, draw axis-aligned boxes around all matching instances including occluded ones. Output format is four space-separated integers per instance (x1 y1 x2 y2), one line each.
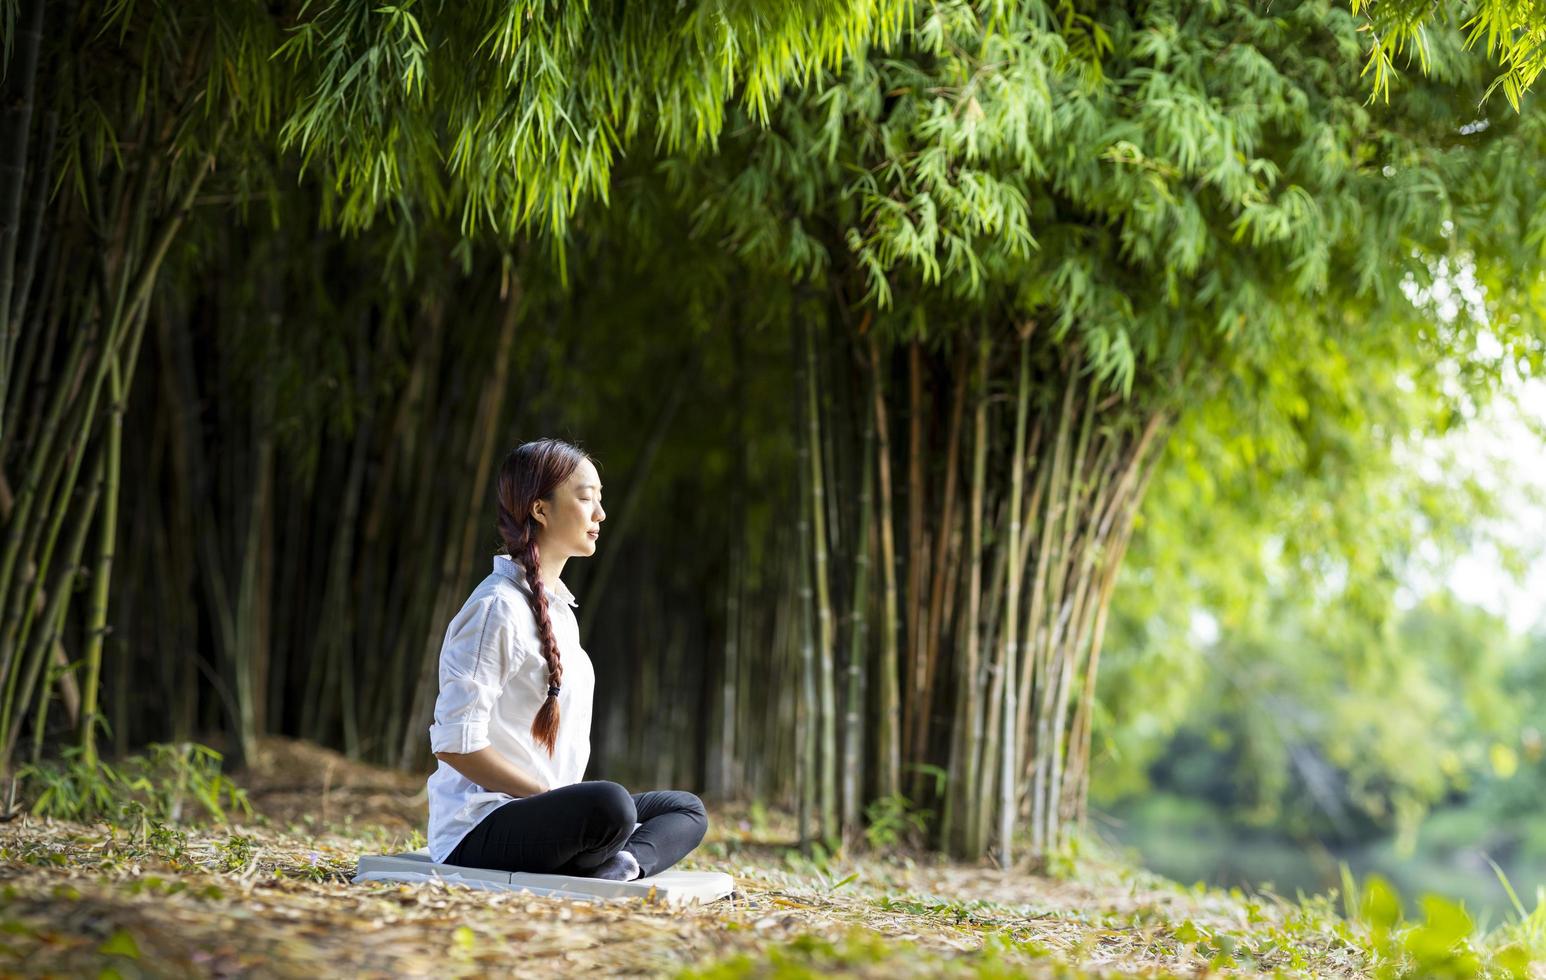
495 438 592 756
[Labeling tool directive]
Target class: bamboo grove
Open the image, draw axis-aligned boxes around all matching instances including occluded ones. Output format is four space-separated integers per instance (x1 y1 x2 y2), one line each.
2 0 1544 870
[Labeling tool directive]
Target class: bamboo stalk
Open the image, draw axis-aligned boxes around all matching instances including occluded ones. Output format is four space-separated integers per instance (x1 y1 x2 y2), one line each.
952 324 988 856
1030 362 1078 853
77 349 124 768
0 340 101 692
866 329 901 799
843 397 875 847
1 132 217 715
1029 431 1119 824
0 232 65 473
1062 416 1167 815
903 338 926 771
913 343 965 806
318 342 370 758
0 290 130 706
996 328 1032 868
1013 421 1050 795
6 107 58 366
804 316 838 845
1041 385 1099 850
718 545 741 799
794 316 815 849
153 305 199 743
0 455 101 774
0 311 96 633
718 314 750 800
366 308 439 748
0 0 46 448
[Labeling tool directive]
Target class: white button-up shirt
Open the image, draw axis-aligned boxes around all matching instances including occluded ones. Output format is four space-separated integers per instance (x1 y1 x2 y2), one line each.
425 554 595 863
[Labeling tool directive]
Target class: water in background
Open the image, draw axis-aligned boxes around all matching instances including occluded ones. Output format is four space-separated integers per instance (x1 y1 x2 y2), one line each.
1099 793 1546 928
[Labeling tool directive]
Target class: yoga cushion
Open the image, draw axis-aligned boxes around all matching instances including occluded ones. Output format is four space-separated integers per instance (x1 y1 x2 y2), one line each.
352 848 734 908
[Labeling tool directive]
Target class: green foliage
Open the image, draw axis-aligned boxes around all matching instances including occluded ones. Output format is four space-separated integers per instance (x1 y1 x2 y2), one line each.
1102 590 1530 845
1351 0 1546 108
667 0 1546 410
17 742 251 828
1098 351 1543 838
270 0 912 237
1340 864 1540 978
215 832 258 874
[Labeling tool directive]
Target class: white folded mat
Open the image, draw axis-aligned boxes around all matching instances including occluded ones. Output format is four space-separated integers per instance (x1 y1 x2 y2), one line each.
352 848 735 908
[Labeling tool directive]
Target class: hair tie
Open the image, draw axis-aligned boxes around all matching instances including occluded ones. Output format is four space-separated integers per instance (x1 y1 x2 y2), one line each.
547 684 561 698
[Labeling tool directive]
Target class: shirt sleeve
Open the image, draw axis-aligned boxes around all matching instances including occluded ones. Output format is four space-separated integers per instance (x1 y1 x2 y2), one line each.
428 595 525 755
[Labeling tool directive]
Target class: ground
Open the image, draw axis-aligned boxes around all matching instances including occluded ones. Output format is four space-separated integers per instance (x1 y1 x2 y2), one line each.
0 738 1528 977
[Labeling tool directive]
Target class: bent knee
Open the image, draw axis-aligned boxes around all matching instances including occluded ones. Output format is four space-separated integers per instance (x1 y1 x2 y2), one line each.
679 791 709 837
590 780 637 832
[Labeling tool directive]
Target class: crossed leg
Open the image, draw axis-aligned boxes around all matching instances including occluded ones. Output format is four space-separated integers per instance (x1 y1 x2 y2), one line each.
446 780 708 879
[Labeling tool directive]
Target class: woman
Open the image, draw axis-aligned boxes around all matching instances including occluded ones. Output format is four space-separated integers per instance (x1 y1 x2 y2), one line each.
426 438 709 880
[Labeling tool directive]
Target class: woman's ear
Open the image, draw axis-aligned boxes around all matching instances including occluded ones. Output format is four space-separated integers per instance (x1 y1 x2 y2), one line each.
530 499 547 528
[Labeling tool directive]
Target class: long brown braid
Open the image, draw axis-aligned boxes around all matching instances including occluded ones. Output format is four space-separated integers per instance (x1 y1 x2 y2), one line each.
494 439 591 757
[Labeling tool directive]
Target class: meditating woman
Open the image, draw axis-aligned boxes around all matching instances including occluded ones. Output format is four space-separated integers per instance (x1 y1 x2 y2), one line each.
425 438 709 880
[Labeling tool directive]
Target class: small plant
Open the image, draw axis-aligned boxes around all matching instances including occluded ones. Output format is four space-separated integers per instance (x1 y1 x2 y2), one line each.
120 816 195 869
18 745 124 821
294 850 329 882
216 833 258 874
133 742 252 824
861 791 931 851
17 741 251 828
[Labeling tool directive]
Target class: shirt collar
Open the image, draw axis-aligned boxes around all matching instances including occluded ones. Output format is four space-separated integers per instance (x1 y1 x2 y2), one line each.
493 553 578 608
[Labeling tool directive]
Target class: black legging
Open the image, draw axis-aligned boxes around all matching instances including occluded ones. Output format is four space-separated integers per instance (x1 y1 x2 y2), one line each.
446 780 709 879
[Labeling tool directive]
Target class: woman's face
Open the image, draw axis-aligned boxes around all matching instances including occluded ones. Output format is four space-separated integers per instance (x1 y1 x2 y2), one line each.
534 458 606 559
